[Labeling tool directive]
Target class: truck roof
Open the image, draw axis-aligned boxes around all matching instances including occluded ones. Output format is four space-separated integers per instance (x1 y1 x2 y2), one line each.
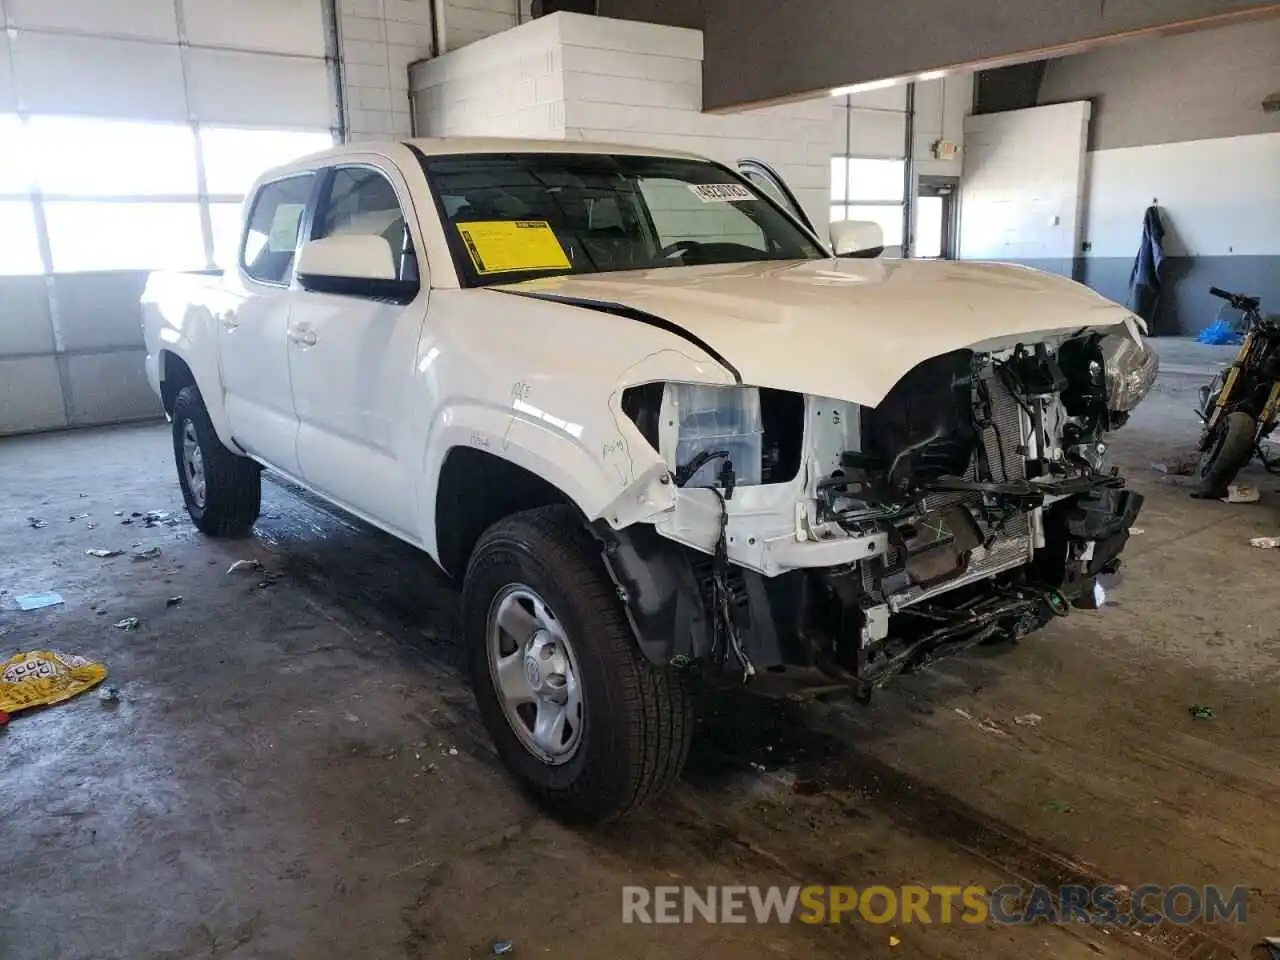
262 136 706 181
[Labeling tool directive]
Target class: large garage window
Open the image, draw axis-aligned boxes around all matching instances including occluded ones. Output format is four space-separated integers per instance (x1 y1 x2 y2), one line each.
830 157 906 249
201 127 334 195
28 117 199 196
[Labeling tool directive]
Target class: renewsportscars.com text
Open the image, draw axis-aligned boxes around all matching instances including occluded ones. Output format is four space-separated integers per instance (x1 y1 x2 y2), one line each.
622 884 1248 926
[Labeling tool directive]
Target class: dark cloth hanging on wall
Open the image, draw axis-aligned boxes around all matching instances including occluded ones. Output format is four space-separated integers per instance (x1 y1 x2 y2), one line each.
1127 206 1166 327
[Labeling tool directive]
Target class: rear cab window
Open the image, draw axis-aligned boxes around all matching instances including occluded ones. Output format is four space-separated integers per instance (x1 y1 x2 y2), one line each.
241 174 314 285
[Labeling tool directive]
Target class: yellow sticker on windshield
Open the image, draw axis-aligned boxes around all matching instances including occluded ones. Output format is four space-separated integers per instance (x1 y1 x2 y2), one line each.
456 220 571 275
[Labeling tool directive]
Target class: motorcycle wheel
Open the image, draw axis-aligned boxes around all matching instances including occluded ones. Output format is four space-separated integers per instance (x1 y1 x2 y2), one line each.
1196 411 1257 498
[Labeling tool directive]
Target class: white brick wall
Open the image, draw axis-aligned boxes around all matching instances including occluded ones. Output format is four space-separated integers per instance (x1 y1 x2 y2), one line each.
959 101 1091 261
913 74 972 177
339 0 437 138
410 13 843 238
408 14 566 138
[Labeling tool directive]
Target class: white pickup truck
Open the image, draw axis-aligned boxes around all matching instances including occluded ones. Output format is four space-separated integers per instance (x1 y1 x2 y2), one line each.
143 138 1156 821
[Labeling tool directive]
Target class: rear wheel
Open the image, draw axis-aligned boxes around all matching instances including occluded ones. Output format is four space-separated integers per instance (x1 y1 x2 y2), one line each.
462 506 692 822
1196 411 1256 498
172 385 261 536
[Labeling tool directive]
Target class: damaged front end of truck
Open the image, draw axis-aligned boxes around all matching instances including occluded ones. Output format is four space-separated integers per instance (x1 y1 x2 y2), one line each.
595 322 1157 698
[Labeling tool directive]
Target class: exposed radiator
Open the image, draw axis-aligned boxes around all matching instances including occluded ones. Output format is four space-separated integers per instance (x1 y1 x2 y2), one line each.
869 373 1035 609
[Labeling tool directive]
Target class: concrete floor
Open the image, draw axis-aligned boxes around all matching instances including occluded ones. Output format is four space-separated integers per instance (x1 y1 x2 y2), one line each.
3 362 1279 959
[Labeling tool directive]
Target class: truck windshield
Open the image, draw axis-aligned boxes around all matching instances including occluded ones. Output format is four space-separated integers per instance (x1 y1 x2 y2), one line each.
418 152 826 287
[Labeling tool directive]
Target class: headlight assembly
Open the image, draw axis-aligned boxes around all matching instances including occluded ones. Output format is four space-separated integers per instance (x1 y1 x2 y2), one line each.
1102 330 1159 412
665 383 764 489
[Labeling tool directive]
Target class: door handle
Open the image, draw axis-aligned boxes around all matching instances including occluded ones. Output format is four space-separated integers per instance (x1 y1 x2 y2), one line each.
288 326 318 347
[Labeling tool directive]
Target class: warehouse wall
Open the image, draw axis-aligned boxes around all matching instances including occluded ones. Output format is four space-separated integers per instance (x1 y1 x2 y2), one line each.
963 19 1280 335
339 0 531 140
0 0 339 436
958 102 1092 272
1041 18 1280 335
412 13 843 239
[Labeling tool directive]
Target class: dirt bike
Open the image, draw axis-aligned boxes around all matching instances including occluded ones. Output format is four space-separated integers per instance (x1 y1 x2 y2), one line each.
1194 287 1280 497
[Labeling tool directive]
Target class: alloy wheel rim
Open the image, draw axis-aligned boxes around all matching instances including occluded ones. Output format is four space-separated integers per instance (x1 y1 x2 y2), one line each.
486 584 584 765
181 419 207 508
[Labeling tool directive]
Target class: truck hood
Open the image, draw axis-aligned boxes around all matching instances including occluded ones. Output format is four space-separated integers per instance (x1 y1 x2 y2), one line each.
502 258 1136 407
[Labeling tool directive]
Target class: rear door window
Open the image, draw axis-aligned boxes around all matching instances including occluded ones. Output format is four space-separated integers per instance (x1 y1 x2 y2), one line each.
242 174 314 285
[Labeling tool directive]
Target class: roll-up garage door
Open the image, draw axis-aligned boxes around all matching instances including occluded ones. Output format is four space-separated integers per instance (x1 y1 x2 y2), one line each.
0 0 341 434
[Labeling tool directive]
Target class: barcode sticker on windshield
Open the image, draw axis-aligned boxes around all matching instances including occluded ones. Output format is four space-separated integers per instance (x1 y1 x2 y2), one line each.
688 183 754 203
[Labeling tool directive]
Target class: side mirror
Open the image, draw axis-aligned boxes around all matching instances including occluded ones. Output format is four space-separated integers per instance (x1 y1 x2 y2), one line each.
831 220 885 259
295 234 417 302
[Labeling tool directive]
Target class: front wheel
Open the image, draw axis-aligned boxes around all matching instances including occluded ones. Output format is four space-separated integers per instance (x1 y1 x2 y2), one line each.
1196 411 1256 498
171 385 261 536
462 506 692 823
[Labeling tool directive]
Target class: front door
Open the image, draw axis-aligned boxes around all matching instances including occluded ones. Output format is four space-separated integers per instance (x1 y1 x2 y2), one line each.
737 158 819 238
218 172 315 477
287 163 428 539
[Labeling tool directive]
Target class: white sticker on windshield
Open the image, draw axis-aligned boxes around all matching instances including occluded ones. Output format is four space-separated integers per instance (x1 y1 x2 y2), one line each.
688 183 754 203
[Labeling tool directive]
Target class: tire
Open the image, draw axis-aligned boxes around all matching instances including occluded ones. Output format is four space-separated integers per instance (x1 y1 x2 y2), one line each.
1196 411 1256 498
171 385 261 537
462 505 692 823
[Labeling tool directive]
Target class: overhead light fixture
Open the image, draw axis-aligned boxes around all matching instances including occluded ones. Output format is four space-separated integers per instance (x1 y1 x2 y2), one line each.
830 78 898 97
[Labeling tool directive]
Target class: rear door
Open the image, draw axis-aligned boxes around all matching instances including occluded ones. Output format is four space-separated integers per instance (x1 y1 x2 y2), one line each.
219 173 315 477
287 162 429 538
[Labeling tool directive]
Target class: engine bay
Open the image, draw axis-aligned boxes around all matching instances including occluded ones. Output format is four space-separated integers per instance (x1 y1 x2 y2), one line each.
607 326 1156 694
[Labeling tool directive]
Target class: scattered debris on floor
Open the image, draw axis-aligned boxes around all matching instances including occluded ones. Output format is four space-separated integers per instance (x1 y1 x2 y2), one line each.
1250 536 1280 549
1047 800 1073 813
27 516 48 529
257 572 281 589
113 617 141 631
99 686 121 703
166 596 183 607
68 513 89 522
132 546 162 561
1151 452 1198 475
142 510 178 528
113 510 123 516
0 650 108 715
14 592 64 611
1130 527 1145 535
888 936 901 948
1222 483 1260 504
447 746 459 756
492 940 515 956
85 548 123 559
1188 705 1215 721
394 816 411 824
227 559 263 575
1013 713 1043 727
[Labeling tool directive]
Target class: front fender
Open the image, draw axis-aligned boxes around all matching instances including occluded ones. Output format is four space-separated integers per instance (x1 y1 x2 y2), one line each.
417 399 675 560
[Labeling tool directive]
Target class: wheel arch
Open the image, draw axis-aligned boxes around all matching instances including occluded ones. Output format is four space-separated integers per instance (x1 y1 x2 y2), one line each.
433 446 580 579
156 344 236 449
